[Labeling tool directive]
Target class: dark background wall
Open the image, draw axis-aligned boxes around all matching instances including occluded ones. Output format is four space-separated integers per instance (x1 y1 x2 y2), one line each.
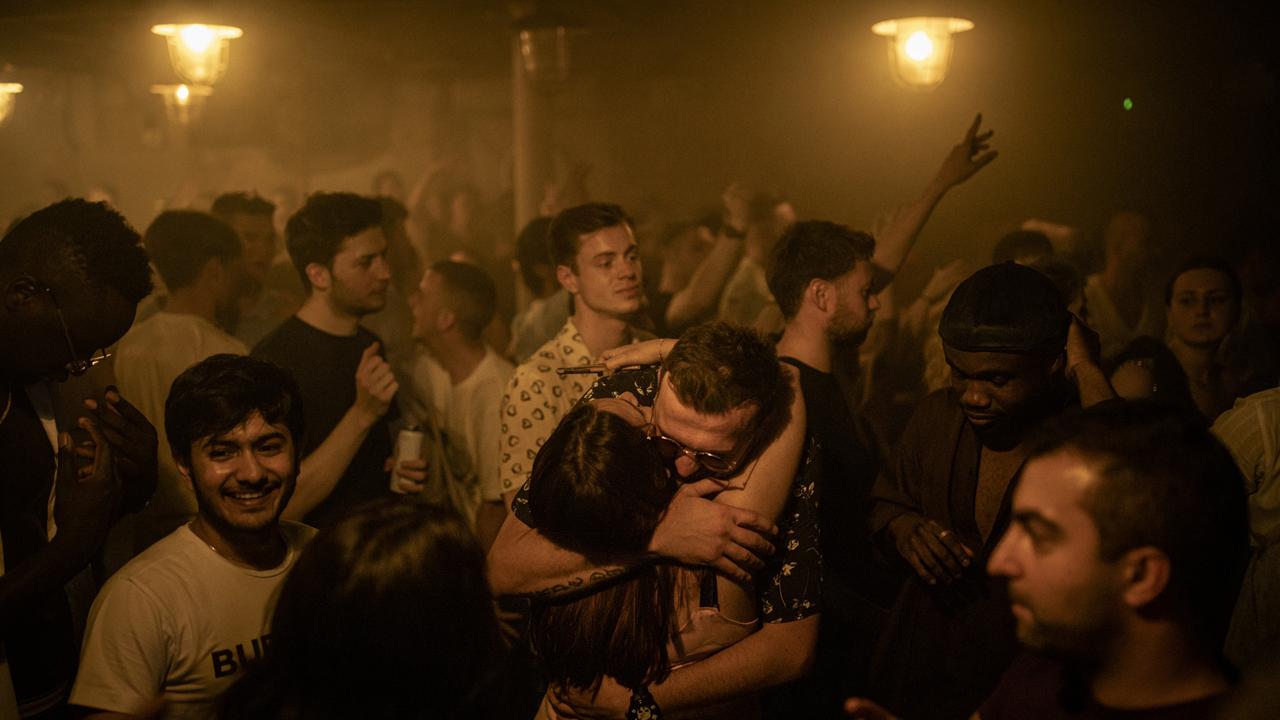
1 0 1275 271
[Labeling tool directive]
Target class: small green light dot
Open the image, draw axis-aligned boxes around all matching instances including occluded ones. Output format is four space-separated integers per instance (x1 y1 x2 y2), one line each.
1122 97 1133 111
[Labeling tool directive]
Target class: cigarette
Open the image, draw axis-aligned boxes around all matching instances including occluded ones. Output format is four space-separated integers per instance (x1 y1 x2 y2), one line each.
556 364 608 376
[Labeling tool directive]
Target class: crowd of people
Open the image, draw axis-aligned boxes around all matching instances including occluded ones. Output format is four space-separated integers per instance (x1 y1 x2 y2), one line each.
1 113 1278 720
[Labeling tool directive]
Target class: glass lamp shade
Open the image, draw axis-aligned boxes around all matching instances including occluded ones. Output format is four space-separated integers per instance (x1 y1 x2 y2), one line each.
150 83 213 125
871 17 974 89
0 83 23 126
151 23 243 86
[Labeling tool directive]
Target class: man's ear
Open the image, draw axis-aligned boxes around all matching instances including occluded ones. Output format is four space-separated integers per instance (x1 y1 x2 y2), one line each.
176 459 194 485
3 275 43 311
437 308 457 333
305 263 332 293
555 264 579 295
1120 546 1171 609
200 257 226 290
807 278 832 314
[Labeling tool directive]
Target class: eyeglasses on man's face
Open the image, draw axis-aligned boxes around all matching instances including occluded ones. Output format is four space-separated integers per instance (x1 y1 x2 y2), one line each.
41 284 111 376
642 424 741 478
647 372 744 479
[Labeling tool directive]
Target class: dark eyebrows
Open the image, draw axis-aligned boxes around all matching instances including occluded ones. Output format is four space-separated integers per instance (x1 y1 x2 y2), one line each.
1012 509 1062 538
200 431 288 451
946 362 1014 382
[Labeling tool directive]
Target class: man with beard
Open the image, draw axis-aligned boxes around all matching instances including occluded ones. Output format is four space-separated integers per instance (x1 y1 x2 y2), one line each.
252 193 399 529
759 114 1002 717
866 262 1116 720
846 403 1246 719
70 354 315 719
116 211 249 555
977 402 1245 719
765 221 891 716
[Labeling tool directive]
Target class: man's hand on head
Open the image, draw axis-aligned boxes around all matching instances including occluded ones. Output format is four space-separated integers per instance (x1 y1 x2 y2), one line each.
648 478 776 583
598 339 672 373
354 342 398 421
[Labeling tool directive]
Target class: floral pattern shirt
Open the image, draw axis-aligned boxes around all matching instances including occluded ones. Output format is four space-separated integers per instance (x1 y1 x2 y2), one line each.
511 366 822 624
498 318 651 494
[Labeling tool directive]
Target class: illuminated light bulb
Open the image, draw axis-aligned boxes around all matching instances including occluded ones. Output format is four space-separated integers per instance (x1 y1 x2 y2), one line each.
179 24 215 53
871 16 974 90
0 83 22 127
151 24 243 86
150 83 212 125
1123 97 1134 111
905 31 934 61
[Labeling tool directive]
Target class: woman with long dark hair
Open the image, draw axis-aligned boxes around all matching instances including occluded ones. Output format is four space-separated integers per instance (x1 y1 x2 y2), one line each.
526 377 804 719
1163 257 1250 420
220 500 506 719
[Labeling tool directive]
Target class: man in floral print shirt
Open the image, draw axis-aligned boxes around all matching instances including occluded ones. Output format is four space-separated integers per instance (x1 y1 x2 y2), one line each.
490 322 820 717
487 202 654 545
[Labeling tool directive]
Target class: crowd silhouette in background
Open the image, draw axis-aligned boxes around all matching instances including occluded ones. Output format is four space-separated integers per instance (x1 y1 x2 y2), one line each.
2 114 1279 720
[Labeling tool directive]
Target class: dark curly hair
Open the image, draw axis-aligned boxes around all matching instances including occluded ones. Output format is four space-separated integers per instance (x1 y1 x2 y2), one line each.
0 198 152 304
285 192 382 292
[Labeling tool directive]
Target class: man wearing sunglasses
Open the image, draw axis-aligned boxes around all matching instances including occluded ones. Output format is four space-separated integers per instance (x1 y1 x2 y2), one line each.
0 199 156 718
490 321 820 716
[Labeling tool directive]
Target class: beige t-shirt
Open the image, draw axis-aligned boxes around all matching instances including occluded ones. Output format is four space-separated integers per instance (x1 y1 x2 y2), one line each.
115 312 248 543
70 522 314 719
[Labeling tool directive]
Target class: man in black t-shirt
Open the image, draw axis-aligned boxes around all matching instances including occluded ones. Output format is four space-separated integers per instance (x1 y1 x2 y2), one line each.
767 220 895 717
253 192 399 529
847 404 1248 719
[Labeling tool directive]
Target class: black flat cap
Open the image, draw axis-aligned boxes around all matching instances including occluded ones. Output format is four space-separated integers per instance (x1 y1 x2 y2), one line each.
939 262 1070 354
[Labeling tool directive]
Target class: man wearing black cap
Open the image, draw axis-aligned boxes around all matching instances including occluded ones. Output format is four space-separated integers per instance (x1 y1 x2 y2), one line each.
865 262 1115 720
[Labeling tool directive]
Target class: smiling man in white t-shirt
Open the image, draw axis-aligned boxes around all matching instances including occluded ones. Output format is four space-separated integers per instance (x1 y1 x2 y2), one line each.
71 354 315 720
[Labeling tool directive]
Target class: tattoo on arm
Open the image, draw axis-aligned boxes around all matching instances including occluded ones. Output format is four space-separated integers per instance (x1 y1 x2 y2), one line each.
527 566 630 600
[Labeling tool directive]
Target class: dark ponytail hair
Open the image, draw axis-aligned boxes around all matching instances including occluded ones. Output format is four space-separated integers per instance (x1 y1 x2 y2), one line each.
527 403 682 695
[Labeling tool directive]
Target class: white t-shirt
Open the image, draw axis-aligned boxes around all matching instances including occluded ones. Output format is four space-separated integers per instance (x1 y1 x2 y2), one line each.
1082 273 1165 361
115 312 248 536
413 348 515 502
70 521 314 719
